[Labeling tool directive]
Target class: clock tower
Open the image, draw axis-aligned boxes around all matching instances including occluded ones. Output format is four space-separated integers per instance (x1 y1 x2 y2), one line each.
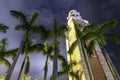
66 10 119 80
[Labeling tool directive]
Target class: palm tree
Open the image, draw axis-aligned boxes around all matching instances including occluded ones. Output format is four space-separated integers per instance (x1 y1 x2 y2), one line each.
68 19 120 56
0 38 11 74
8 38 44 80
33 20 66 80
51 20 67 80
42 41 54 80
5 10 40 80
67 19 120 79
17 39 35 80
34 25 54 80
29 19 67 80
0 25 10 74
17 38 44 80
81 19 120 55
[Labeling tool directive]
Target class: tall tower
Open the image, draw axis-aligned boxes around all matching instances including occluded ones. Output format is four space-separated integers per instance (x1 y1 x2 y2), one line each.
66 10 91 80
66 10 119 80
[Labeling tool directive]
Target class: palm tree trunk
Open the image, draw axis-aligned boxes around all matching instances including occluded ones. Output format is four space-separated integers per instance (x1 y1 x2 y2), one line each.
17 53 28 80
52 38 58 80
44 55 49 80
5 40 25 80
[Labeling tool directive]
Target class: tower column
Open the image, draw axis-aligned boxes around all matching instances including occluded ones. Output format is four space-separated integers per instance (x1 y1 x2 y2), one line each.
66 18 87 80
66 10 91 79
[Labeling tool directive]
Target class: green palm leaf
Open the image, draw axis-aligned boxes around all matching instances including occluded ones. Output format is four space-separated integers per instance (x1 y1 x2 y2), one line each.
28 43 44 54
104 34 120 44
68 40 78 55
53 19 66 38
57 54 66 63
30 11 40 26
39 26 51 41
58 57 78 79
15 24 28 31
97 34 107 46
56 25 67 38
0 38 8 53
0 24 9 33
58 55 77 78
10 10 27 23
81 32 97 41
69 72 79 80
98 19 118 34
2 48 17 59
83 23 100 33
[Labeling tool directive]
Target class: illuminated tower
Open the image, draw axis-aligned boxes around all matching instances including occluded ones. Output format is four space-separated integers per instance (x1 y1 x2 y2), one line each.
66 10 119 80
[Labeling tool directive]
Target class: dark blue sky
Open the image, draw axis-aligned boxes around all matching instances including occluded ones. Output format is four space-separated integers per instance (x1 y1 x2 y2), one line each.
0 0 120 80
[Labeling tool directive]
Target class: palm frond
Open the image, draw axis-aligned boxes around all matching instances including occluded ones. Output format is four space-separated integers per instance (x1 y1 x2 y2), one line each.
57 54 66 63
97 35 107 46
0 57 11 73
69 71 79 80
104 34 120 44
57 24 67 38
61 60 77 73
68 40 78 55
0 38 8 53
83 23 100 33
15 24 28 31
49 54 65 61
29 26 40 34
0 24 9 33
3 48 17 59
30 11 40 26
98 19 118 34
58 60 77 78
28 43 44 54
10 10 27 23
33 25 51 41
67 61 77 69
81 32 97 41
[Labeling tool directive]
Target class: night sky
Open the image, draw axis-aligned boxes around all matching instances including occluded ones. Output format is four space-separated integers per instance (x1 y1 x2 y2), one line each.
0 0 120 80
